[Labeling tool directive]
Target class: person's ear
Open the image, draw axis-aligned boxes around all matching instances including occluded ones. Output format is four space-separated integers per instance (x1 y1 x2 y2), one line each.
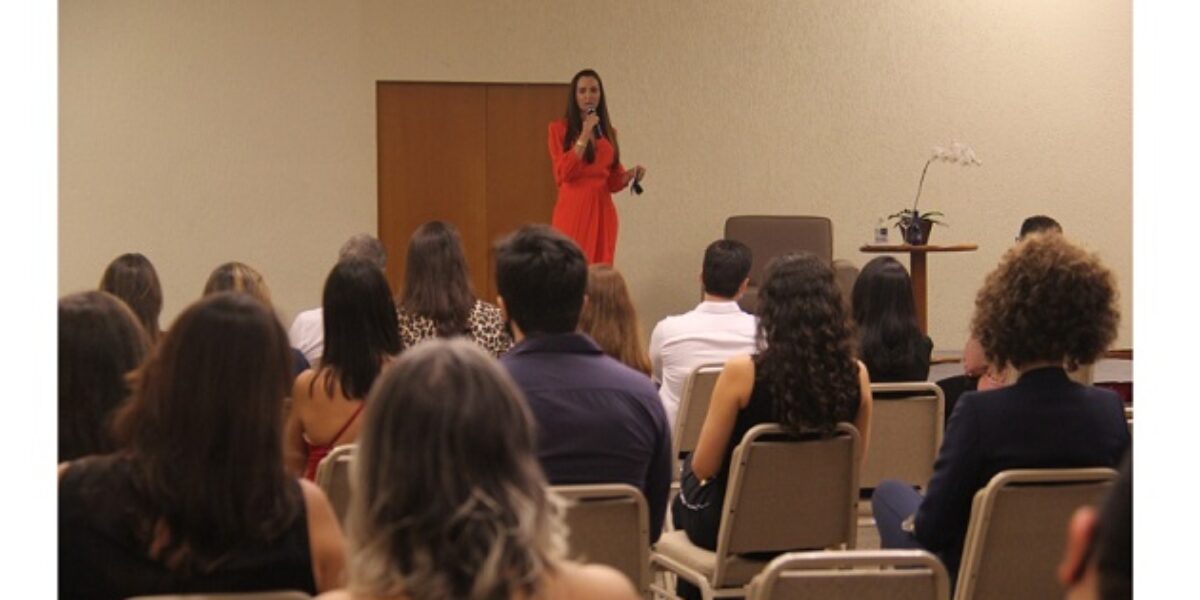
1058 506 1099 586
737 277 750 297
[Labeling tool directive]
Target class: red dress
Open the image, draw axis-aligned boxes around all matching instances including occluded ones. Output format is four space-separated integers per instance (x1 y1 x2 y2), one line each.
547 118 629 265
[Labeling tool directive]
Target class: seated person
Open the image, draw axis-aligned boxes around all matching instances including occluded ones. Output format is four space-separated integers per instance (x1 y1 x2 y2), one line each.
395 220 512 357
648 239 757 433
318 338 638 600
851 256 933 383
99 252 164 343
58 291 150 461
1058 454 1132 600
203 260 310 375
59 293 345 599
287 259 401 480
675 253 874 550
290 233 389 366
496 225 672 542
579 264 652 376
873 233 1130 586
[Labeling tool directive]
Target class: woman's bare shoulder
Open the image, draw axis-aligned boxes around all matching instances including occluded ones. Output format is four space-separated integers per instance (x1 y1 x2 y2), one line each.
542 561 639 600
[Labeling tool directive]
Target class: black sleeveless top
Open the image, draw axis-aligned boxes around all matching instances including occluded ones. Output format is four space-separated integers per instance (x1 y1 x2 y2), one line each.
59 454 317 600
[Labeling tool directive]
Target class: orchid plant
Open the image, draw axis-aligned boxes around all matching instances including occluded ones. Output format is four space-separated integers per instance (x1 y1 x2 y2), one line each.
889 141 983 244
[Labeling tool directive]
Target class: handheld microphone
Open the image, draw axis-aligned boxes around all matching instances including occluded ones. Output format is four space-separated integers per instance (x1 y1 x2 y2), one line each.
586 106 604 137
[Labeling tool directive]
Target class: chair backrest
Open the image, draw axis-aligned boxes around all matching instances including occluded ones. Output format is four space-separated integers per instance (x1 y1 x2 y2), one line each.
313 444 356 525
673 363 724 461
712 423 861 587
954 468 1118 600
553 484 650 595
860 382 945 489
126 592 312 600
725 216 833 314
747 550 950 600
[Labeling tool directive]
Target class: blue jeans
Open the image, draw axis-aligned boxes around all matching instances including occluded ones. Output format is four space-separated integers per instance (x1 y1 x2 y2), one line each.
871 479 924 550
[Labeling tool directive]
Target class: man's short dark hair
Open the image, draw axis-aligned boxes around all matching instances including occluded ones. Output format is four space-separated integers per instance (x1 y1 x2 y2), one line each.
495 225 587 335
702 240 752 298
1019 215 1062 239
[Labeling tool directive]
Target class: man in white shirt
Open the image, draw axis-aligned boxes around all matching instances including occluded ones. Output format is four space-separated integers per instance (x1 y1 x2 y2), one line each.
289 233 388 365
648 239 757 433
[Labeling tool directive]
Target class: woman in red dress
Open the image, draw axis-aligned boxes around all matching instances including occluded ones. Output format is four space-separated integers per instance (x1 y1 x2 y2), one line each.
547 69 646 265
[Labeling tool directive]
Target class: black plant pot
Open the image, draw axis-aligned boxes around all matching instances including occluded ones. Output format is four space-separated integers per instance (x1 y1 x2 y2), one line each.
902 220 934 245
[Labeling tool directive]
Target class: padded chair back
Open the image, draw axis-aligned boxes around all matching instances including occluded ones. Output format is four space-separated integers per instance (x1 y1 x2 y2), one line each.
748 550 949 600
725 215 834 313
673 363 724 462
126 592 312 600
860 382 945 489
313 444 356 525
553 484 650 595
713 423 860 586
954 468 1118 600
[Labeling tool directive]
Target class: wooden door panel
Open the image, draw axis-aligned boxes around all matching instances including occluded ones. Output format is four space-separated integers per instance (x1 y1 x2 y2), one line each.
484 84 568 300
377 83 487 295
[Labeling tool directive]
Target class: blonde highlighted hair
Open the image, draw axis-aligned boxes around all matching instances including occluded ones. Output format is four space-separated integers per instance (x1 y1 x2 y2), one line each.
346 339 567 599
578 265 651 376
203 261 272 307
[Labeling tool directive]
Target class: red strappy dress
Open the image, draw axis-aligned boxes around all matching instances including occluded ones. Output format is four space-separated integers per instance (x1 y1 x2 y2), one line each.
302 401 364 480
547 118 629 265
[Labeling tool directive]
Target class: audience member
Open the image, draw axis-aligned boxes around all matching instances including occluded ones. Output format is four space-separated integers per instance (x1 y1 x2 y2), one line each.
648 239 757 433
496 225 672 542
1059 454 1132 600
396 221 512 357
851 256 933 382
674 253 872 551
579 264 651 376
204 261 310 375
100 252 164 343
319 339 638 600
872 233 1129 585
58 293 345 599
287 259 401 480
58 291 149 462
289 234 389 366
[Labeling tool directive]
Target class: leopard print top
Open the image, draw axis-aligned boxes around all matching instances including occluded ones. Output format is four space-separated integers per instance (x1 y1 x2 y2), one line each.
396 300 513 357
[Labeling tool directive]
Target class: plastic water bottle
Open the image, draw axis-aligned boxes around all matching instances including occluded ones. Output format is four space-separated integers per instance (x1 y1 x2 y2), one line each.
874 218 889 244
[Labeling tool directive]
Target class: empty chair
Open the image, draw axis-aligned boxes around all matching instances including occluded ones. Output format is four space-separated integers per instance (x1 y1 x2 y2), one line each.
313 444 356 526
954 468 1118 600
652 423 861 599
724 216 832 313
554 484 650 596
746 550 950 600
860 382 945 490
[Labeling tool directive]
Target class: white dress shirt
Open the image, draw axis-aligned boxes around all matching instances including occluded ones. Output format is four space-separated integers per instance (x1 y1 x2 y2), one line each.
289 307 324 366
648 300 758 434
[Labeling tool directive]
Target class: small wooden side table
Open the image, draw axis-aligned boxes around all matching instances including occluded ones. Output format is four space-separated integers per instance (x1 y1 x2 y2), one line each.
859 243 979 334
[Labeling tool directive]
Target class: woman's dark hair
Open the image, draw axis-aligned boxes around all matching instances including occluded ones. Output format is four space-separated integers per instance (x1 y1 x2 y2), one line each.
112 293 298 572
972 233 1118 371
59 291 150 461
399 221 477 337
318 259 401 398
756 253 861 436
346 338 566 599
100 253 164 342
561 68 620 167
851 256 928 381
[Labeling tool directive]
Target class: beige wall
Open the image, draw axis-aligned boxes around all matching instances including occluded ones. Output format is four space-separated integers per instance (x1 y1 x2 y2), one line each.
60 0 1132 349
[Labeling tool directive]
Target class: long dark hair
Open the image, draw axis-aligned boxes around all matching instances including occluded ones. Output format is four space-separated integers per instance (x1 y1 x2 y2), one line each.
100 253 164 342
59 291 150 461
112 293 298 572
561 68 620 167
347 339 566 599
399 221 477 337
756 254 861 436
319 259 401 398
851 256 926 379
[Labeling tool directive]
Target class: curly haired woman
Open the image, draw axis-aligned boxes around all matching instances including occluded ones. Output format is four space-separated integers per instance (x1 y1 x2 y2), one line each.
872 233 1130 588
673 253 873 554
